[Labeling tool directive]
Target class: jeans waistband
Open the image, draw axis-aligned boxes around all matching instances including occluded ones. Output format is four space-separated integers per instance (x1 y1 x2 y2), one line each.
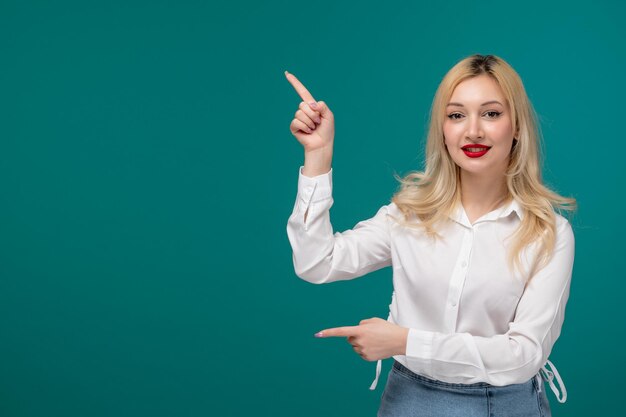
391 360 496 389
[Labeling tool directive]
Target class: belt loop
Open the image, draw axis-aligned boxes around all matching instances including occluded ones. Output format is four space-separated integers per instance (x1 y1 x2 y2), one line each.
535 373 542 393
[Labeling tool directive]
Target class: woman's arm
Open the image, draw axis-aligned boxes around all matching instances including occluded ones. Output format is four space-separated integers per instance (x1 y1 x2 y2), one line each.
286 166 392 284
285 71 391 284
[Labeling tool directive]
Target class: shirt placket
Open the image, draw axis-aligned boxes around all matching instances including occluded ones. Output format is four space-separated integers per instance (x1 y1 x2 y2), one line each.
443 226 474 331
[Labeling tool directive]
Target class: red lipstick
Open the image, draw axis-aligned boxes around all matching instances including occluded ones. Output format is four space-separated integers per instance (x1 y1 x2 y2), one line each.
461 144 491 158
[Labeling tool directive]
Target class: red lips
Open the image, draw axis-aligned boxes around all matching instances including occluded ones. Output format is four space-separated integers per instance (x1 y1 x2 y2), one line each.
461 144 491 150
461 144 491 158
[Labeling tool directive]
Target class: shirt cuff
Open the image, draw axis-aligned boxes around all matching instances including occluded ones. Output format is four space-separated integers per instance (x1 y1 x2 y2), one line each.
402 328 435 377
297 166 333 205
406 327 435 359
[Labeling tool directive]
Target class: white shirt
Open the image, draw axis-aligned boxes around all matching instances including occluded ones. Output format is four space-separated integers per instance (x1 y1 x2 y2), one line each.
286 167 574 403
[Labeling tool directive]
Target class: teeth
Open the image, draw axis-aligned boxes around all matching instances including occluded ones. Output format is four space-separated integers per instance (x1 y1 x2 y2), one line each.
465 148 488 152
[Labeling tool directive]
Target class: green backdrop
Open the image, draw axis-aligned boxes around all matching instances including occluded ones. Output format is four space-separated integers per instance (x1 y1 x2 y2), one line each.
1 0 624 416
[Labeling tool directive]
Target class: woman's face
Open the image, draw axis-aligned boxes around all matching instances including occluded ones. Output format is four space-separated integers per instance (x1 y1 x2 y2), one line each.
443 74 516 179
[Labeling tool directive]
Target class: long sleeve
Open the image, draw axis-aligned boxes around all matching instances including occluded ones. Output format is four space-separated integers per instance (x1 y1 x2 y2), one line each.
402 216 575 386
286 166 392 284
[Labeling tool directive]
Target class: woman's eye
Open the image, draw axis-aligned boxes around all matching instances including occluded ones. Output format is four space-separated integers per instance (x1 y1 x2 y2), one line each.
446 111 501 120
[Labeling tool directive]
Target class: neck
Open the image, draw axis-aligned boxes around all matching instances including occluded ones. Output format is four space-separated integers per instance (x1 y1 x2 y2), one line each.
459 171 510 222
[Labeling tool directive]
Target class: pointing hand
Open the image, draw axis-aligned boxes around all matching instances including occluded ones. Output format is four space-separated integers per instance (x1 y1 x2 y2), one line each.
285 71 335 153
314 318 409 362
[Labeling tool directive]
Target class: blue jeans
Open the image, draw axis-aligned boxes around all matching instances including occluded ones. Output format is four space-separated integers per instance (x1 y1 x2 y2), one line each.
378 360 551 417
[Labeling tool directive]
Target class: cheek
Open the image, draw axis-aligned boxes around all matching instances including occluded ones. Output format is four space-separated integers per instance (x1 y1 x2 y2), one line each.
490 119 514 139
442 124 454 146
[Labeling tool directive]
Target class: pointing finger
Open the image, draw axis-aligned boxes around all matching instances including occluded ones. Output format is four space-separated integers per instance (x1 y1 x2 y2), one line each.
314 326 361 338
285 70 316 103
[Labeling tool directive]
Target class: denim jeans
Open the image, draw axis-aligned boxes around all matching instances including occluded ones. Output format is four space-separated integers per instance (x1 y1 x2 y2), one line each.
378 360 551 417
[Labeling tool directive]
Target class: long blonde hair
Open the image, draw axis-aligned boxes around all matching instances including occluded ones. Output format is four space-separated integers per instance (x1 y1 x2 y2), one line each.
391 54 575 277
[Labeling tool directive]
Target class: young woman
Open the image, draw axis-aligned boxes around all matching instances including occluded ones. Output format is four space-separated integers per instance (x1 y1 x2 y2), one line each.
285 54 575 417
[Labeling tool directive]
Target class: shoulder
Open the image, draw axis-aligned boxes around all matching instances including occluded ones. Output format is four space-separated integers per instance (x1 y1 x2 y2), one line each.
385 201 401 215
381 201 412 223
553 211 575 252
555 212 574 236
377 201 427 234
367 202 402 225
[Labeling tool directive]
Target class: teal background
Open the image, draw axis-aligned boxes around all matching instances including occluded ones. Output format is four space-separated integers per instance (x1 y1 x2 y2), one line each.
1 0 624 416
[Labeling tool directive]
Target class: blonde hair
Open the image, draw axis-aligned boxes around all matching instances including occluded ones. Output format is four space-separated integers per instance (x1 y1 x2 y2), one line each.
390 54 575 277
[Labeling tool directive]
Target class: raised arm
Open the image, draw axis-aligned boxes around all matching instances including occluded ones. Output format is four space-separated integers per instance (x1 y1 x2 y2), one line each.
286 167 392 284
284 71 392 284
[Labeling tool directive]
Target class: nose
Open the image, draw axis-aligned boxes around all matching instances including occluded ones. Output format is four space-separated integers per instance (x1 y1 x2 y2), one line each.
465 115 484 142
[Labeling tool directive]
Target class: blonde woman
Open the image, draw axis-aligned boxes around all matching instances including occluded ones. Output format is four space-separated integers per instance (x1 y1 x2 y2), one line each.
286 54 575 417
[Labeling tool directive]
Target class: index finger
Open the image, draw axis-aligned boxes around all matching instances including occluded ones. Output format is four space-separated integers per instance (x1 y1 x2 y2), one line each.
315 326 360 338
285 71 316 103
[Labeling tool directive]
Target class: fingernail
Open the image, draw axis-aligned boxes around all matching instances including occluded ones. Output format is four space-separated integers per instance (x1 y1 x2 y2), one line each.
309 102 318 109
314 331 324 337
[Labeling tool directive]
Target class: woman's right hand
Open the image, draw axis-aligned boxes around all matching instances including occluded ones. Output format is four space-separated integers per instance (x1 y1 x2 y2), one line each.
285 71 335 153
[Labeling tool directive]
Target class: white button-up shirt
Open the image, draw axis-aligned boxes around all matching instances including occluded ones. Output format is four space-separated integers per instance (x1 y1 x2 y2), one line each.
287 167 574 403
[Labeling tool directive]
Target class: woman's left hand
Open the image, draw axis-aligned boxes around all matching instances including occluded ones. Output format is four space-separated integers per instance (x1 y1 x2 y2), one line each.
315 317 409 361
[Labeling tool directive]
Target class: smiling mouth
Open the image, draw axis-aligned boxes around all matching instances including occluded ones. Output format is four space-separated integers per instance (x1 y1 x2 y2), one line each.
461 145 491 158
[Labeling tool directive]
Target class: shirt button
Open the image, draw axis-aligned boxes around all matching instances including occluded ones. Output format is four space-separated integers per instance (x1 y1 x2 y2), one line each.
451 301 457 307
461 260 467 268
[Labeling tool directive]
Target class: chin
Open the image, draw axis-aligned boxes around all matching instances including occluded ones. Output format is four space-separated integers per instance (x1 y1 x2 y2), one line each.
458 166 489 176
456 160 508 178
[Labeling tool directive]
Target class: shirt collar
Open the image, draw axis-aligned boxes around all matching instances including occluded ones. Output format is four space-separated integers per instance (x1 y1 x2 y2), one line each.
449 198 524 228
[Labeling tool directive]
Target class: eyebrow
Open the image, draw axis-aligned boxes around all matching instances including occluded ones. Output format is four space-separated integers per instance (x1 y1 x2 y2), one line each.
446 100 504 107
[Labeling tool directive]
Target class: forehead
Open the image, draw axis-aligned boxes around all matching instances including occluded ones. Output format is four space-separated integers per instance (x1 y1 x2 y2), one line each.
449 75 506 105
